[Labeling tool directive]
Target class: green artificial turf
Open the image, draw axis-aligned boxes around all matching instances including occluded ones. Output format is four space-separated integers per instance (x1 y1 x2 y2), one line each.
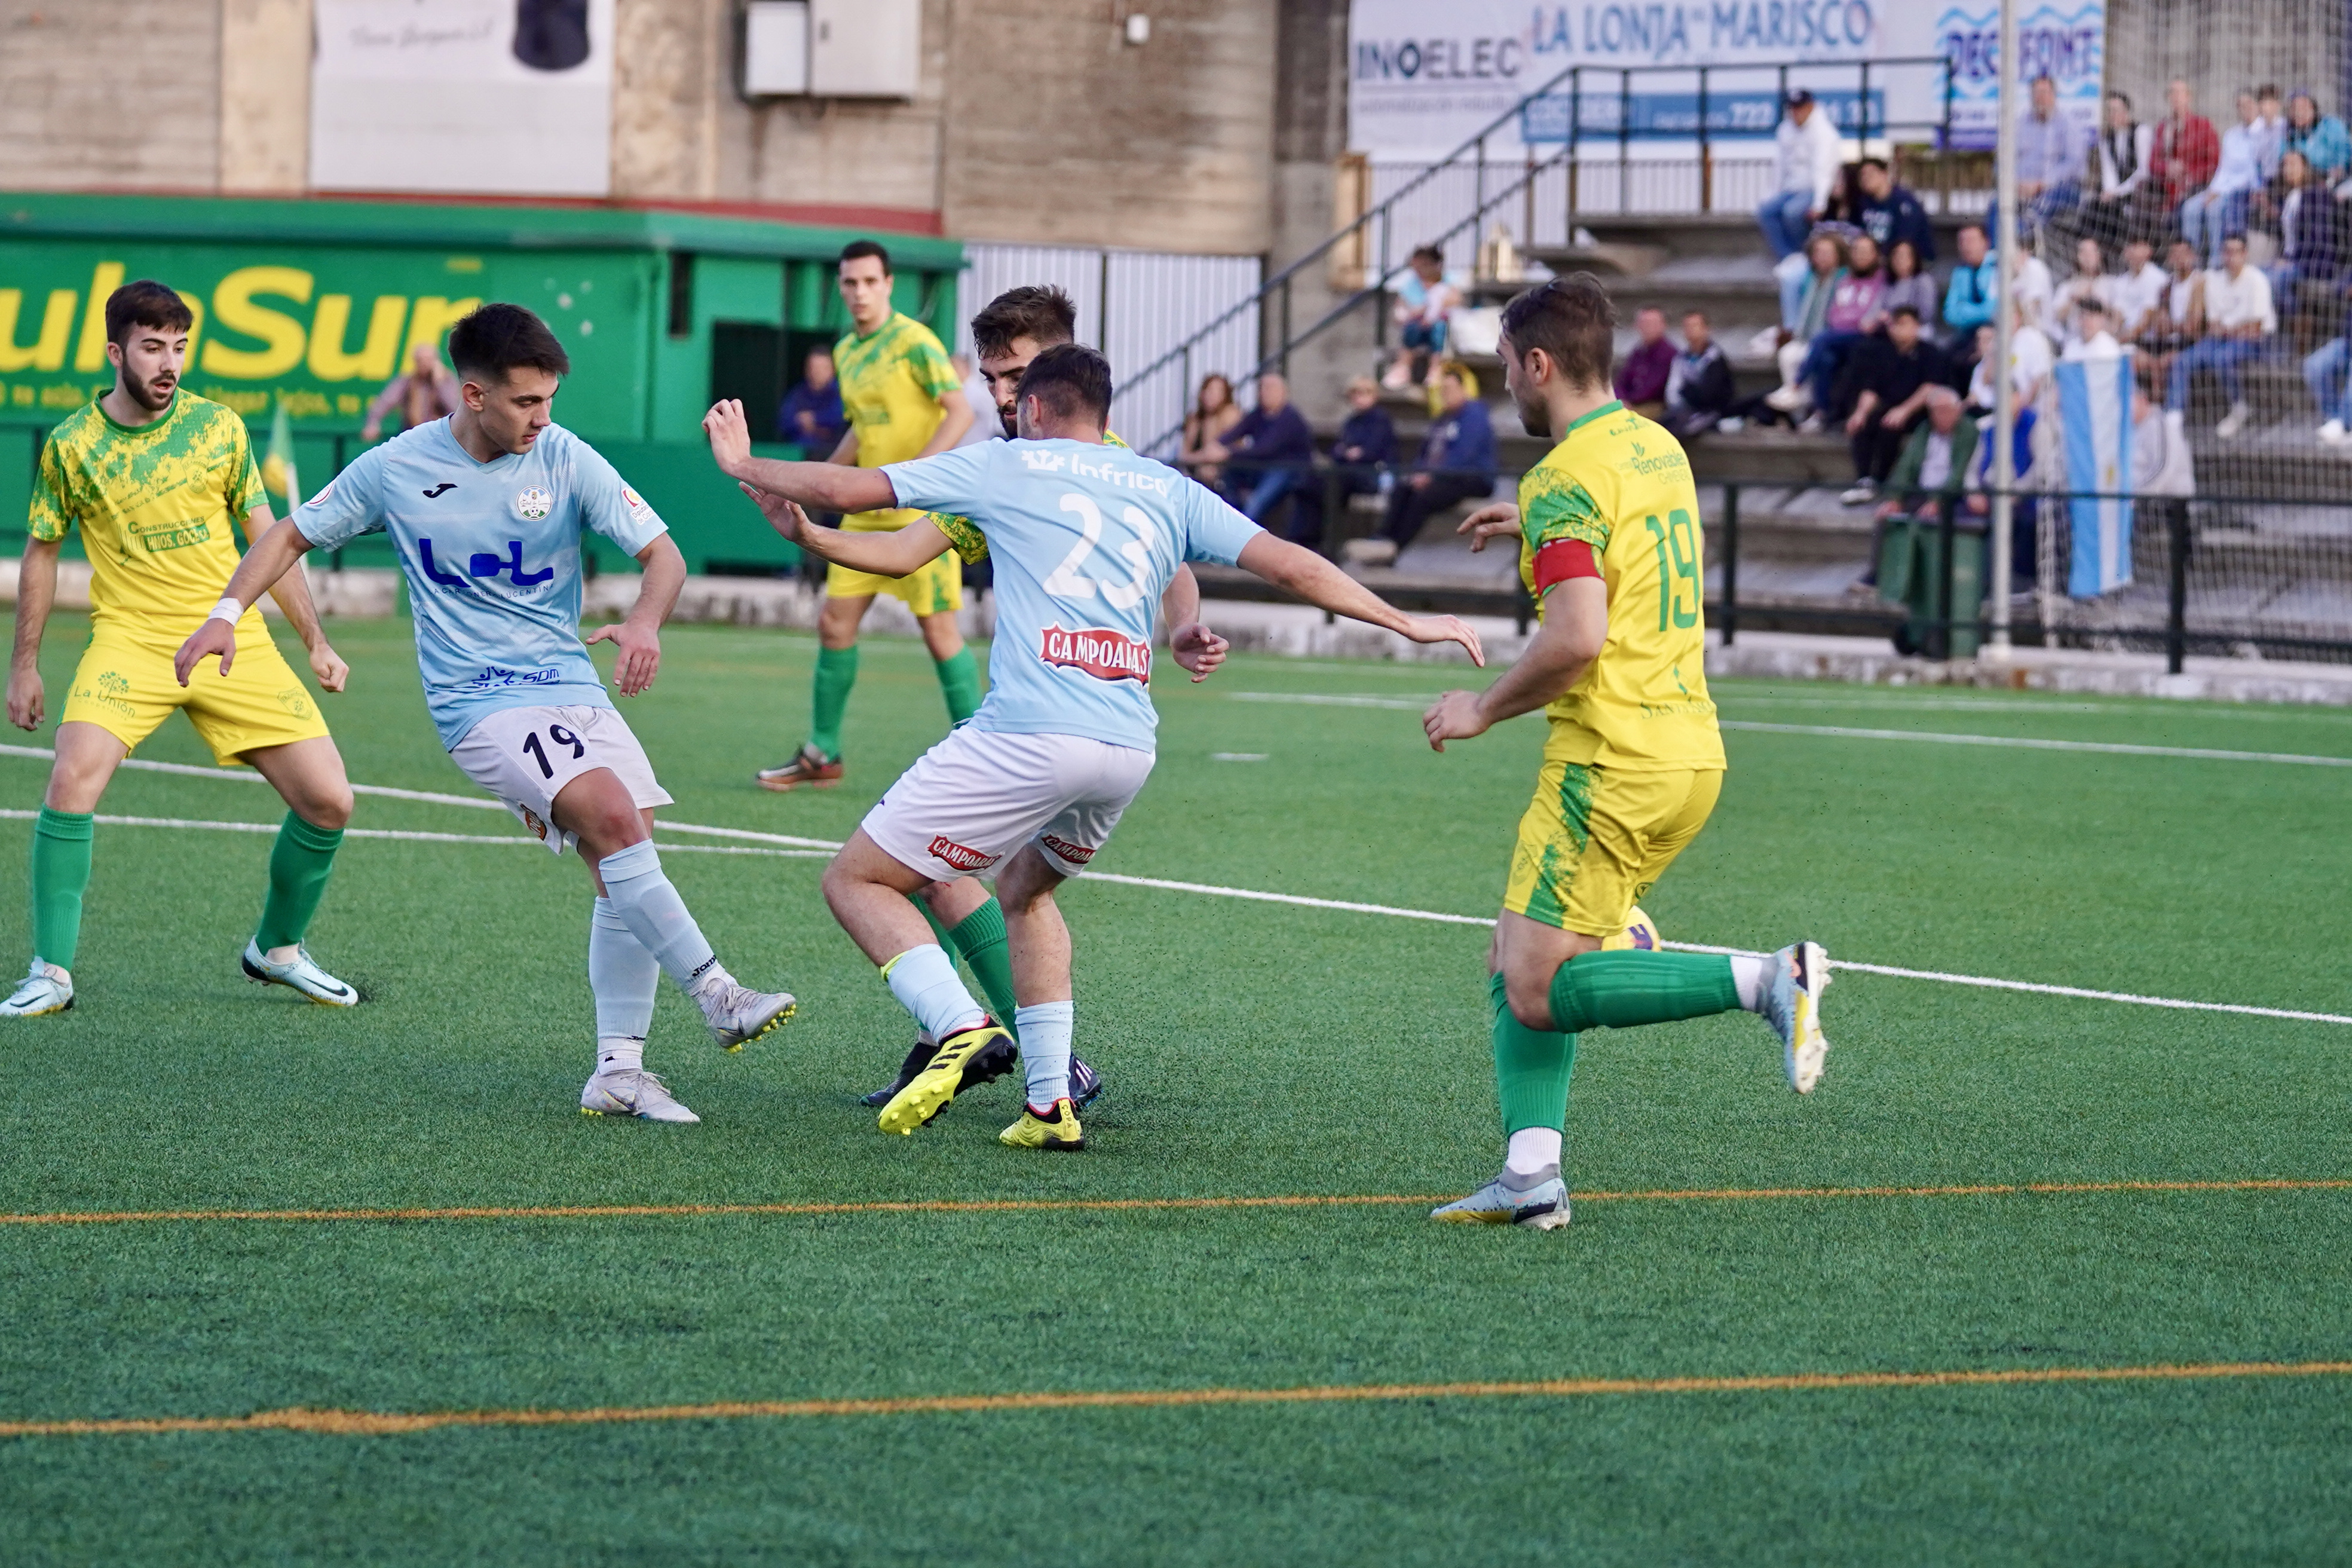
2 613 2349 1564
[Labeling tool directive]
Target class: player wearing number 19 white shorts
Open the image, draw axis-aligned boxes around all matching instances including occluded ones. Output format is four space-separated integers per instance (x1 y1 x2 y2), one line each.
860 726 1154 883
448 703 673 855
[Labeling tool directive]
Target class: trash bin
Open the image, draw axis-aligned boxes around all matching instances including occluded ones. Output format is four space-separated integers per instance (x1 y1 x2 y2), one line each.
1875 510 1984 659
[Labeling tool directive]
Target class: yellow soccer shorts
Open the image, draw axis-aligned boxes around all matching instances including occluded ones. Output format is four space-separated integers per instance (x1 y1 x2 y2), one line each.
826 507 964 615
1503 737 1724 939
62 621 330 767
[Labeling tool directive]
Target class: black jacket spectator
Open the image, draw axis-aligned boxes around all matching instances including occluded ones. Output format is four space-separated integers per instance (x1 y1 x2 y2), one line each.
1664 340 1735 436
1842 325 1955 489
1380 388 1496 549
1224 401 1316 476
1333 403 1397 470
1859 182 1937 264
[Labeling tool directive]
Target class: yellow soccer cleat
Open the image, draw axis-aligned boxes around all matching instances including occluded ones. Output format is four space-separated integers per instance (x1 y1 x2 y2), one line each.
999 1097 1086 1152
878 1021 1010 1135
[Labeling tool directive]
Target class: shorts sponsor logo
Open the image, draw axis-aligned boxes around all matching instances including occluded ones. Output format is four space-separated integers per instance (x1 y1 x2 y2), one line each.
76 669 136 718
514 486 553 521
927 835 997 872
1039 833 1095 864
1039 624 1151 684
276 687 313 719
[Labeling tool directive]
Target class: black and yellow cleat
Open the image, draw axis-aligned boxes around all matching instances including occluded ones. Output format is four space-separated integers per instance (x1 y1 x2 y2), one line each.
999 1097 1086 1152
877 1021 1011 1135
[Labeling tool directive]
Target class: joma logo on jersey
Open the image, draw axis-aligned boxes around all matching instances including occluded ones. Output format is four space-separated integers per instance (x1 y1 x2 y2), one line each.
1039 624 1152 683
1018 449 1068 472
418 538 556 589
927 835 997 872
1039 834 1095 864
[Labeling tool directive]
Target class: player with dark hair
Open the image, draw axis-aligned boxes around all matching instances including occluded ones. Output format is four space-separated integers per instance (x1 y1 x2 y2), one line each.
1419 275 1833 1230
177 304 796 1123
704 345 1481 1151
3 280 357 1017
757 239 975 792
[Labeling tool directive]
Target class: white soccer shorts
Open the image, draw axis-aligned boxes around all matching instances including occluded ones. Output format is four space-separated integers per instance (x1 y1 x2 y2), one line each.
447 703 675 856
860 726 1155 883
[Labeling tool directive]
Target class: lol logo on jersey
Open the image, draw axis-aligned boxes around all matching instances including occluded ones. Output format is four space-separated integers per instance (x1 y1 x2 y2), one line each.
1039 624 1152 683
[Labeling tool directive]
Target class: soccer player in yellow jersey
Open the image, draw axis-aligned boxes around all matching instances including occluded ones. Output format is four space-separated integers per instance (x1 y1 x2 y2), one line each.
1419 276 1832 1229
757 240 974 791
2 281 359 1017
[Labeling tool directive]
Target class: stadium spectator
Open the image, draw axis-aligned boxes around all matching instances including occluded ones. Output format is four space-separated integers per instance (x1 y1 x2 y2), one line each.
1760 231 1851 422
2087 90 2157 250
1792 232 1887 421
1211 371 1317 524
2255 84 2289 181
1385 246 1460 388
1379 366 1496 550
1839 305 1952 505
1663 310 1735 438
2183 92 2266 265
359 340 460 443
1964 323 1999 412
2136 238 2207 397
1967 300 2056 415
2062 299 2124 360
2285 88 2352 185
2109 237 2169 339
2169 232 2274 437
2013 236 2057 333
1325 373 1398 529
1180 372 1241 487
1759 89 1842 261
2267 150 2342 316
1855 157 1936 263
2152 78 2221 215
2010 74 2084 245
1941 224 1998 350
1614 307 1674 416
772 345 846 454
2053 236 2114 349
1882 239 1938 329
2300 276 2352 444
1855 384 1976 590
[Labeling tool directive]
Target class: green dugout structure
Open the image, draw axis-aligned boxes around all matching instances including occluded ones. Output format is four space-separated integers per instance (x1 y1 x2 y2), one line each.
0 192 963 575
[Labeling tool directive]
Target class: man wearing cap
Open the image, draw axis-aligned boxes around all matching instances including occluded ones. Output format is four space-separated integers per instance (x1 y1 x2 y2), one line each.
1759 90 1844 262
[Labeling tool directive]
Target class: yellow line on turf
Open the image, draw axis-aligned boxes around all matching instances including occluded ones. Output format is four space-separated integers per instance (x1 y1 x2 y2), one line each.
7 1178 2348 1229
6 1359 2349 1440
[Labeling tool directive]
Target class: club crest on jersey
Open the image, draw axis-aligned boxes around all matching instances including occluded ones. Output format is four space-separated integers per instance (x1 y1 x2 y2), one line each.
927 835 997 872
1039 624 1151 684
520 806 550 842
514 486 553 520
1039 834 1095 865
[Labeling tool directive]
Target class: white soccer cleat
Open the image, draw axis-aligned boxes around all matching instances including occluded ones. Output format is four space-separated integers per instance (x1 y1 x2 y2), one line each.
0 959 72 1018
241 939 359 1006
696 979 797 1052
1430 1171 1572 1230
1762 940 1832 1094
580 1068 700 1123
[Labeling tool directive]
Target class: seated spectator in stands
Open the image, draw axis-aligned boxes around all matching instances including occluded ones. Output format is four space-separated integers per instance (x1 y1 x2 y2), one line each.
2053 236 2114 350
1942 223 1999 351
2299 276 2352 444
1385 246 1459 388
2284 88 2352 186
1379 366 1496 550
1759 88 1843 261
2109 237 2169 339
1857 157 1936 262
1775 222 1854 338
1839 306 1953 505
2087 90 2158 250
1180 372 1242 488
1964 324 1999 412
2011 74 2085 246
2013 235 2056 334
1327 373 1397 518
2169 232 2274 437
360 340 461 443
1212 372 1318 524
1855 384 1977 590
2062 299 2124 360
2267 150 2342 316
1794 232 1888 421
1614 306 1676 416
1759 232 1851 422
2152 78 2222 219
1882 239 1938 329
1664 310 1735 438
1965 301 2057 415
2184 92 2266 265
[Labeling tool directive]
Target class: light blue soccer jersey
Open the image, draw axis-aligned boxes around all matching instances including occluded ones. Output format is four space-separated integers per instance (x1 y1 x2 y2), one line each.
295 419 668 748
883 438 1261 751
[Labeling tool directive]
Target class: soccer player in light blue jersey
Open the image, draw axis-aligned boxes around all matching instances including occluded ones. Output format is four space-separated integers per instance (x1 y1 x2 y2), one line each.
177 305 797 1125
704 345 1483 1150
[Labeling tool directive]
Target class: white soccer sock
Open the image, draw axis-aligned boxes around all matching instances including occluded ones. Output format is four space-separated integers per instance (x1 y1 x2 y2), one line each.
1505 1126 1563 1177
589 896 660 1039
596 841 727 996
1016 1000 1076 1109
884 945 987 1040
1730 954 1771 1012
597 1036 645 1073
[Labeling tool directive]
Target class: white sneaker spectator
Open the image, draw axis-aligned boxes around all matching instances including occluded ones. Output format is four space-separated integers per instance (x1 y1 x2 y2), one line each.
2216 401 2252 439
2320 418 2347 445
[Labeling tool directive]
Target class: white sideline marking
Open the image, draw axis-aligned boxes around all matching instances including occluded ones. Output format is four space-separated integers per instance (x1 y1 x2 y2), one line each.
1210 752 1269 762
1229 691 1432 710
7 748 2343 1026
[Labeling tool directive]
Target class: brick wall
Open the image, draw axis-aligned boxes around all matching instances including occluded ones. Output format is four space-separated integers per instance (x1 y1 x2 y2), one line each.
0 1 223 189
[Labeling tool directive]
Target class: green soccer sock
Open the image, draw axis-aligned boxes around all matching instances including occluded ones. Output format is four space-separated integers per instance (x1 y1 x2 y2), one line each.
933 647 984 725
1548 950 1741 1034
255 811 345 953
1491 971 1576 1136
808 644 859 760
29 807 93 972
947 898 1019 1038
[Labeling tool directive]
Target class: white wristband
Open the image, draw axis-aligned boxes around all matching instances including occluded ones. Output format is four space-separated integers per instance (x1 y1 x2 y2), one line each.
207 596 244 626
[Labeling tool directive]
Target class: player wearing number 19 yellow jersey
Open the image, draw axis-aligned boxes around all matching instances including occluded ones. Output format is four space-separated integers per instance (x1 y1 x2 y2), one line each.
1419 275 1834 1230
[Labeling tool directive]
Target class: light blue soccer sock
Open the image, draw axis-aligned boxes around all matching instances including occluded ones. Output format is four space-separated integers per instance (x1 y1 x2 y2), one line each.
1015 1001 1076 1109
589 896 659 1071
596 841 725 995
883 944 987 1040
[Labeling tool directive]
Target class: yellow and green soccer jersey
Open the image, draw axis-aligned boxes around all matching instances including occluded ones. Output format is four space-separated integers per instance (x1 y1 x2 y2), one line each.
28 390 270 642
928 431 1130 564
835 311 962 533
1516 400 1724 772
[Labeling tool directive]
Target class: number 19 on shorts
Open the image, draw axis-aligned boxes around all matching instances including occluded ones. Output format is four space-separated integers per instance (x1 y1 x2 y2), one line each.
521 723 586 779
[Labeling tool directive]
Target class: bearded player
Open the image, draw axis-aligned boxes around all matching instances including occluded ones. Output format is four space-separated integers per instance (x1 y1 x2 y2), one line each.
757 240 974 792
706 345 1480 1150
4 280 357 1018
1420 275 1832 1231
177 304 795 1123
